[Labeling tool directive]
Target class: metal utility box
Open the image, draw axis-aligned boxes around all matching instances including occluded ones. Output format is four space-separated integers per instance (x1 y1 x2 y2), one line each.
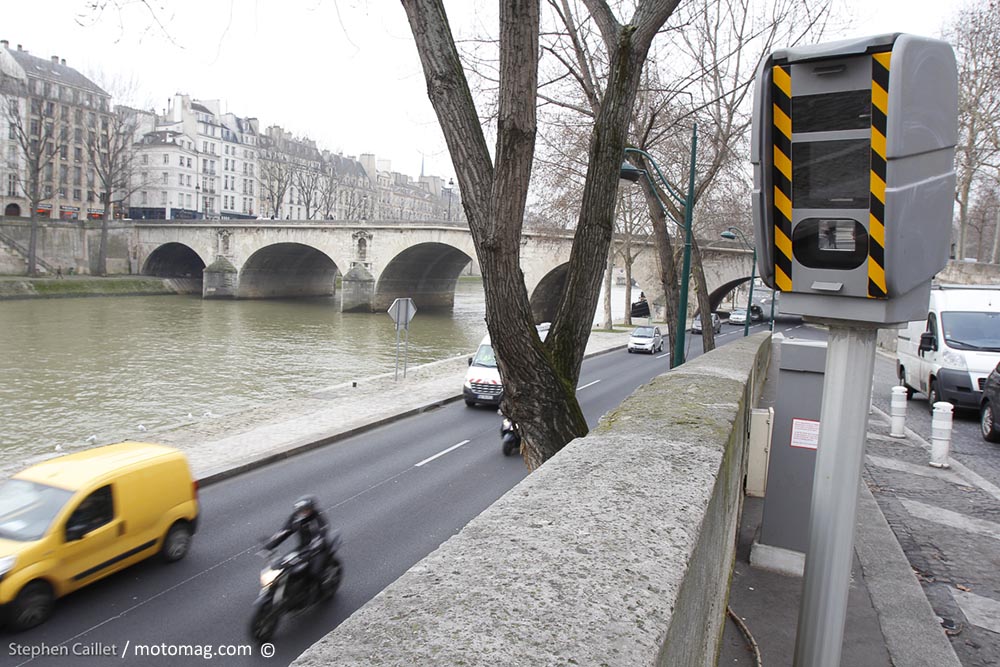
750 33 957 324
755 338 827 568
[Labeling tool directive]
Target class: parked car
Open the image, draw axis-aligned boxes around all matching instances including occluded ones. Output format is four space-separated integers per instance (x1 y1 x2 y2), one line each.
627 326 663 354
692 313 722 334
729 309 748 326
980 361 1000 442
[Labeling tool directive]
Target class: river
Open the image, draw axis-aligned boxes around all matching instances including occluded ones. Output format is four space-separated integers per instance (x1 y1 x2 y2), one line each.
1 280 636 465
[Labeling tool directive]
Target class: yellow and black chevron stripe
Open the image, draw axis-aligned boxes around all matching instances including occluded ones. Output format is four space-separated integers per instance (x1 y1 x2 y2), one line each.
771 65 793 291
868 52 890 299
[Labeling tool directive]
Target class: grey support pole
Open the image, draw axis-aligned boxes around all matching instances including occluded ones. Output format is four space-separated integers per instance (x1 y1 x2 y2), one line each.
793 322 878 667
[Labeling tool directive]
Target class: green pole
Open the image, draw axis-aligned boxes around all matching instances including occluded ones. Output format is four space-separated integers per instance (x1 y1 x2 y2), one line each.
673 124 697 368
769 288 777 331
744 250 755 337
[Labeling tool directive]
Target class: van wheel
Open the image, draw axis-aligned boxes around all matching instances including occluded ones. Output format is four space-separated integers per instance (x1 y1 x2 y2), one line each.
161 521 193 562
897 367 914 399
927 381 941 413
982 402 1000 442
9 581 54 631
464 399 476 407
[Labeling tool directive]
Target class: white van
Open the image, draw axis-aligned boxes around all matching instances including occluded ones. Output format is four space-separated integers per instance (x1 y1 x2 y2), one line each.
896 285 1000 411
462 323 550 407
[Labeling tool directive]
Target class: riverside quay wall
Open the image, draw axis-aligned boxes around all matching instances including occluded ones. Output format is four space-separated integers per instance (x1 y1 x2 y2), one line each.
0 219 133 275
293 333 772 667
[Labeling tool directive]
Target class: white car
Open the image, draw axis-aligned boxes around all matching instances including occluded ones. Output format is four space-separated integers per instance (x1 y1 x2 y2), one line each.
627 326 663 354
729 309 748 326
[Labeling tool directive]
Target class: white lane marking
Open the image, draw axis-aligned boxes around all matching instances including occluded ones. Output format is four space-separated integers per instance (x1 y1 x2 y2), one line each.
951 588 1000 634
899 497 1000 542
415 440 471 467
867 454 972 487
656 352 670 359
578 380 600 390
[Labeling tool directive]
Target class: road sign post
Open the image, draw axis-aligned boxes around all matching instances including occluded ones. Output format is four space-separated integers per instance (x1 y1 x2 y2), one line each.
387 298 417 380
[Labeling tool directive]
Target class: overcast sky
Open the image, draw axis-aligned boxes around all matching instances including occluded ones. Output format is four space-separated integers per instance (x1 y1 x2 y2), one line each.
4 0 957 183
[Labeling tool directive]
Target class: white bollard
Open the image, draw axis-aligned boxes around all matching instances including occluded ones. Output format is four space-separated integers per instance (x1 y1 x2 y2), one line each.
889 386 907 437
929 401 954 468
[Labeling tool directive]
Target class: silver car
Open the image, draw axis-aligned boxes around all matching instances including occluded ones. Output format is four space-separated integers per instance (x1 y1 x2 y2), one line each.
627 326 664 354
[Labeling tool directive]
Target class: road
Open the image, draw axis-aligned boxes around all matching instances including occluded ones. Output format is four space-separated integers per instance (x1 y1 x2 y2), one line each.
6 322 778 667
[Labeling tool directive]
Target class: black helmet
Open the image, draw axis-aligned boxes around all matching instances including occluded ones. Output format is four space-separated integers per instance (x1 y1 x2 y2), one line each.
293 495 318 521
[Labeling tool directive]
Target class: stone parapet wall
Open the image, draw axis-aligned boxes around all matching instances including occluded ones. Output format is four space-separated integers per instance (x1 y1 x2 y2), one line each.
0 219 133 275
293 333 772 667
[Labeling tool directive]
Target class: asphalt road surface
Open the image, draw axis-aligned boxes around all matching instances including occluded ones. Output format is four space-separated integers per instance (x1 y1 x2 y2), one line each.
9 322 783 667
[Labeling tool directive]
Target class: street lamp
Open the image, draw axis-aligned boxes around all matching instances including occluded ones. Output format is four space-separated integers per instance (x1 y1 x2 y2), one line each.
447 178 454 222
720 227 756 337
620 125 697 369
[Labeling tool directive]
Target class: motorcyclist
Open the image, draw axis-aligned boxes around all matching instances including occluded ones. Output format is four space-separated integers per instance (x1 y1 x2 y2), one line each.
265 495 330 597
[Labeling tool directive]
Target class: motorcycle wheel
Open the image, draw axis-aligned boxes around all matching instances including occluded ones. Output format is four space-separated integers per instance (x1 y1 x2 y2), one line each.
249 601 280 643
502 437 518 456
321 557 344 600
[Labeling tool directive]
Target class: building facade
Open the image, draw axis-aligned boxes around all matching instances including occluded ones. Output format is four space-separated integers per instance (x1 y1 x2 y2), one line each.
0 41 113 221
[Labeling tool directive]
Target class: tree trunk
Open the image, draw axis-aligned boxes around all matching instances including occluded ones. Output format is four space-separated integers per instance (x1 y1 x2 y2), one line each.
991 205 1000 264
97 201 113 276
27 213 38 277
601 246 613 329
691 239 715 352
623 254 633 327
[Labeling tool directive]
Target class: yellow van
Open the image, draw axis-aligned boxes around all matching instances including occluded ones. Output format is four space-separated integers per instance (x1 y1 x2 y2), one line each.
0 442 199 630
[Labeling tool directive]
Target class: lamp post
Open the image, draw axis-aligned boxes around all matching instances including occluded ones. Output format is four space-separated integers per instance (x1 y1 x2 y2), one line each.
621 125 697 368
721 227 756 337
446 178 454 222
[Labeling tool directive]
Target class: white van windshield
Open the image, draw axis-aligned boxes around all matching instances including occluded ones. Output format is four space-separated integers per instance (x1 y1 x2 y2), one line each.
941 311 1000 352
0 479 73 541
471 343 497 368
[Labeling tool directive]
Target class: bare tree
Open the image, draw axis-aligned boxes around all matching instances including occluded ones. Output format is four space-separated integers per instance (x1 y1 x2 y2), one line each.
295 166 323 220
946 1 1000 260
402 0 679 468
88 104 146 274
259 153 293 219
4 94 64 275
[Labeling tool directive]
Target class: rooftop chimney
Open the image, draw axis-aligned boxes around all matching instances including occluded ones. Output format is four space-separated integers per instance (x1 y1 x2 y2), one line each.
1 40 8 49
51 55 59 64
60 58 65 65
17 44 22 51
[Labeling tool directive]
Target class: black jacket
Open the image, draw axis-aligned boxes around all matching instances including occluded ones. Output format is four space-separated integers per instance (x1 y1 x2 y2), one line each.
265 510 329 552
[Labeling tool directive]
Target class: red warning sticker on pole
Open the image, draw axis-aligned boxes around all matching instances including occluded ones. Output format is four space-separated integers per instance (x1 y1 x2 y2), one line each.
790 418 820 450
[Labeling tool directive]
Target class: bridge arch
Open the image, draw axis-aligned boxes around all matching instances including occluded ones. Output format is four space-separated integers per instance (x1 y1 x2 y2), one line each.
238 242 339 299
141 242 206 277
375 241 473 311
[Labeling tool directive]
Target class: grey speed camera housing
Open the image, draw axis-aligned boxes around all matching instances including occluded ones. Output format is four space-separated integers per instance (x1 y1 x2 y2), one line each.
750 33 957 324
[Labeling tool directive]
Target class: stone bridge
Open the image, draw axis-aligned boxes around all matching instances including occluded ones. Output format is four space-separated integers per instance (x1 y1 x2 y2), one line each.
133 221 755 318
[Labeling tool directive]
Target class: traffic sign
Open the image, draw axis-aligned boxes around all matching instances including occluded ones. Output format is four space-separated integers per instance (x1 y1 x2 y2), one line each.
387 298 417 329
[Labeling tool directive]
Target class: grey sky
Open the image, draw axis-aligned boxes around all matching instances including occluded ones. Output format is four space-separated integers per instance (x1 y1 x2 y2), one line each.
5 0 953 182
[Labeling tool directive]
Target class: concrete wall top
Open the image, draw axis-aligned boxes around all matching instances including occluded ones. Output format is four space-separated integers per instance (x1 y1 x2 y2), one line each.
293 333 772 667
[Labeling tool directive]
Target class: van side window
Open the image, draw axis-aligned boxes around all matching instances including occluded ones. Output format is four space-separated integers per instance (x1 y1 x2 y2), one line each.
66 486 113 538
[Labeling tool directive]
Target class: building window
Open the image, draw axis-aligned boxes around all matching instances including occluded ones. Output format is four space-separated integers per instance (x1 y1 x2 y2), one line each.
7 174 17 197
161 172 168 184
179 155 184 166
140 191 147 205
141 154 148 165
163 153 169 164
73 188 81 200
74 147 82 161
178 173 184 186
160 191 167 204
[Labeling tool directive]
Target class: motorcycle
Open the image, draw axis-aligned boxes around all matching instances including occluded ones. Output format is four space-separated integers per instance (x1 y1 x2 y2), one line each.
249 531 343 643
500 414 521 456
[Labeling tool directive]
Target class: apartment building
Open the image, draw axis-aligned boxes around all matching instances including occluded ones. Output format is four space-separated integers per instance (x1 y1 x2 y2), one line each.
0 41 113 221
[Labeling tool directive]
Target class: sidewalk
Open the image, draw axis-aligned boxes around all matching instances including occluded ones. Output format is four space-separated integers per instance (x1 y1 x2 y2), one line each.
719 345 966 666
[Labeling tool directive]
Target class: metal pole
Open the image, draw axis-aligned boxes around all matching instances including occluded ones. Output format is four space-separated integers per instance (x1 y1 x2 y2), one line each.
744 251 755 337
674 124 697 368
769 288 777 331
394 324 401 381
793 323 878 667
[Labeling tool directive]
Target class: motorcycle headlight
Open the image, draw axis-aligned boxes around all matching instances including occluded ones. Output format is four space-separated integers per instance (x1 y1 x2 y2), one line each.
0 555 15 577
502 418 512 429
260 567 279 588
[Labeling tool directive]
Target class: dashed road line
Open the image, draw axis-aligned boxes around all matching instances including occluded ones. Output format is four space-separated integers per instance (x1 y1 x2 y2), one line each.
415 440 470 467
898 497 1000 542
951 588 1000 635
867 454 972 487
